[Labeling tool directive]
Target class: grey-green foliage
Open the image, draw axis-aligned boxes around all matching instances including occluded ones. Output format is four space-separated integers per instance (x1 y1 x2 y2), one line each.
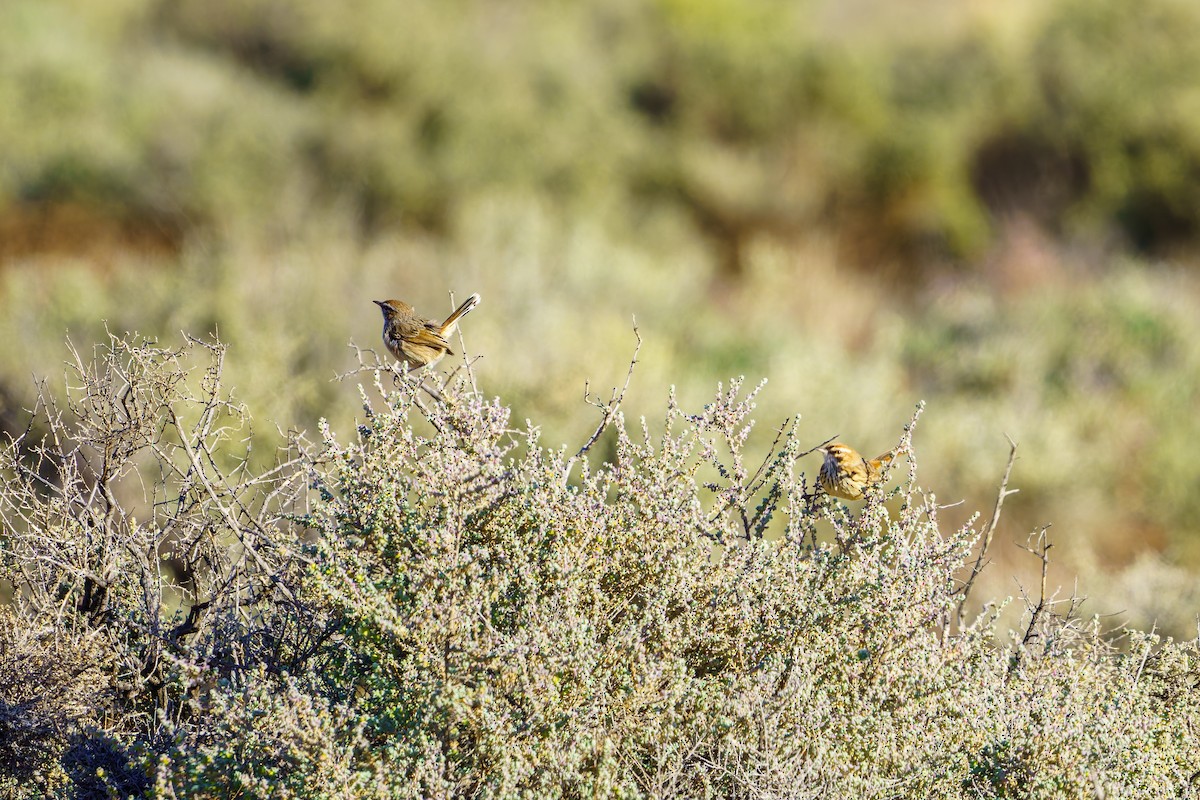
292 364 1199 797
1 334 1197 798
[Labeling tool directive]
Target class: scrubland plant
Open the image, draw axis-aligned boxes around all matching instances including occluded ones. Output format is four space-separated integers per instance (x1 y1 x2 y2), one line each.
0 333 315 797
1 333 1198 798
300 354 1200 799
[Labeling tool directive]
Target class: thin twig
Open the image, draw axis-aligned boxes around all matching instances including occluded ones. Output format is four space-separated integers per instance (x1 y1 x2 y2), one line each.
334 342 385 382
956 434 1019 626
444 355 483 388
723 429 835 530
417 376 447 406
745 417 792 496
169 407 298 606
803 434 839 461
1008 525 1052 679
448 290 480 397
1132 623 1156 689
562 321 642 486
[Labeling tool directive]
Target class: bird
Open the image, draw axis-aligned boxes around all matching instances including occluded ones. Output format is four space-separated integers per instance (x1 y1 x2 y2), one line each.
374 293 480 371
816 442 899 500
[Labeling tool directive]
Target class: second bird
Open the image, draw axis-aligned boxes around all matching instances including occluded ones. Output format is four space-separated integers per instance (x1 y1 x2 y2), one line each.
375 293 481 371
817 442 899 501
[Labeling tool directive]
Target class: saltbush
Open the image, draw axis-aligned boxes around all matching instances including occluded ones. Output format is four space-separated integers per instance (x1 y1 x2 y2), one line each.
1 333 1197 798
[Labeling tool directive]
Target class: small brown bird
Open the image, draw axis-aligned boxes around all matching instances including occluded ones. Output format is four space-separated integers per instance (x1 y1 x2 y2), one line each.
817 442 899 500
374 293 480 370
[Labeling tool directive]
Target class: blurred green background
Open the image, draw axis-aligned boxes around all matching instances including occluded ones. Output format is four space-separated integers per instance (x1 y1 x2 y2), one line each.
3 0 1200 632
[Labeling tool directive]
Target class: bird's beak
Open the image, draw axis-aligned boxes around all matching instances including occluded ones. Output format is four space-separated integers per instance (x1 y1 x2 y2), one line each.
373 300 386 308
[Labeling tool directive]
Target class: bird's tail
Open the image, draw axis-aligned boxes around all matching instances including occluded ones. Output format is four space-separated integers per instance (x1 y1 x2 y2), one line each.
439 293 481 334
871 447 904 468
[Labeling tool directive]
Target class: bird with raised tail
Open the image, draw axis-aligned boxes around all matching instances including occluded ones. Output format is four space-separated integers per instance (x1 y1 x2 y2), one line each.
374 293 480 370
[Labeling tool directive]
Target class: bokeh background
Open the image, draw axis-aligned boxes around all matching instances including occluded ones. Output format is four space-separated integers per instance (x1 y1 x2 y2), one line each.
3 0 1200 634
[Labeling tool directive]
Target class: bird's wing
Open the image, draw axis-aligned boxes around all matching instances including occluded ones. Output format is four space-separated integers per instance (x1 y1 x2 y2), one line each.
410 323 454 354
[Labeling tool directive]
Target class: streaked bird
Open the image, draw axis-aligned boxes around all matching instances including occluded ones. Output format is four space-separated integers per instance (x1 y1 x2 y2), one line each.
374 293 480 370
817 442 899 500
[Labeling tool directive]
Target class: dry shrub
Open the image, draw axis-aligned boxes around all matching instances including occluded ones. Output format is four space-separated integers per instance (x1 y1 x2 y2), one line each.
1 333 1197 798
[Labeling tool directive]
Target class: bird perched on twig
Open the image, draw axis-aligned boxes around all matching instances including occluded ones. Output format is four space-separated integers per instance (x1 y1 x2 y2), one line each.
374 293 480 371
817 442 900 500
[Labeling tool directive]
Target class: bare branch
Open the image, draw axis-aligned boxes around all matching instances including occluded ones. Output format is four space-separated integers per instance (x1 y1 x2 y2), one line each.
955 434 1019 626
745 417 794 496
1008 525 1053 680
562 320 642 486
448 289 480 397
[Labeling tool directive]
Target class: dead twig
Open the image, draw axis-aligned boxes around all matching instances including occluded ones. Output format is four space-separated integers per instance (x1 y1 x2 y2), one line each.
562 320 642 486
955 434 1019 627
1008 525 1052 679
448 290 481 397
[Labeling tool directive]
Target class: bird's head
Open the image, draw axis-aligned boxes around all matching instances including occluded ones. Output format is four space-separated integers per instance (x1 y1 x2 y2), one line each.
374 299 415 321
817 441 854 467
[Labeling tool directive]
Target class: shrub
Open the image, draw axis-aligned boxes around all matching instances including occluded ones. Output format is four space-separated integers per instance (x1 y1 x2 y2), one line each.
1 333 1197 797
0 333 314 797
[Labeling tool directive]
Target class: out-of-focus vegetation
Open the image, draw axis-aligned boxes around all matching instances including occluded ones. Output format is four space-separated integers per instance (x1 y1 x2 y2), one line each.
3 0 1200 629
